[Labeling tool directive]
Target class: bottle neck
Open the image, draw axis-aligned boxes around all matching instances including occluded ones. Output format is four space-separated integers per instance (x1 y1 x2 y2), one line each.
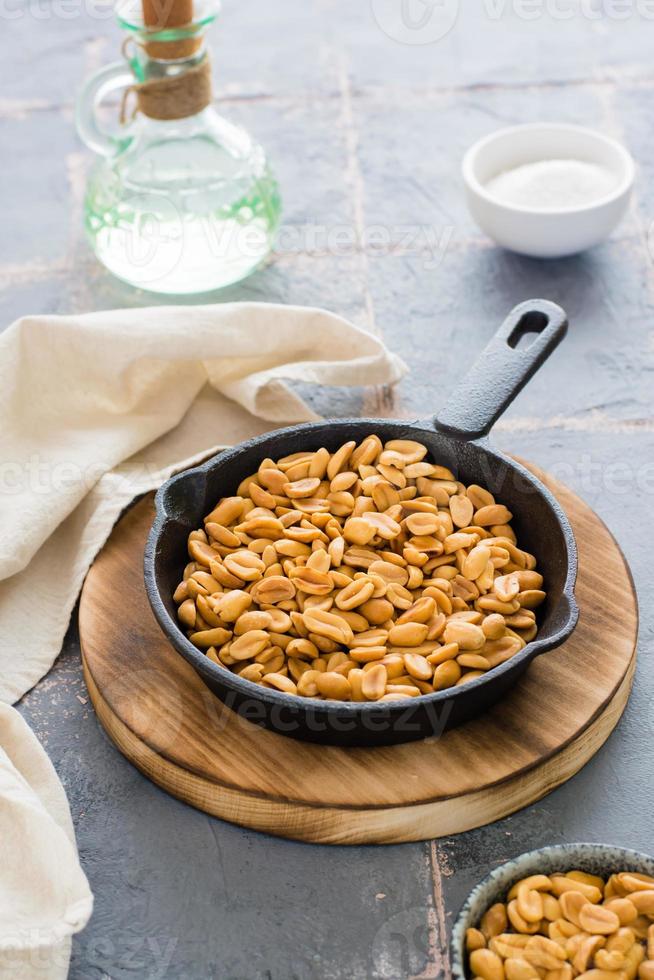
123 45 213 122
115 0 220 63
128 38 207 83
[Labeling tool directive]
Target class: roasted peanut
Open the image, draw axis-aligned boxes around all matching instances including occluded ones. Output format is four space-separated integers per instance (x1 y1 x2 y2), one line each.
443 620 486 650
215 589 252 622
189 627 232 648
474 504 513 526
467 928 488 952
482 904 510 940
567 871 606 892
618 874 654 894
542 895 562 922
604 899 638 925
504 958 539 980
571 935 606 974
508 876 553 901
470 948 506 980
316 672 351 700
634 919 653 942
234 610 273 634
490 935 530 958
177 598 197 628
432 660 462 689
560 890 589 927
575 969 621 980
578 904 621 935
388 622 429 647
229 630 270 660
176 437 544 699
469 869 653 980
297 669 321 697
450 493 474 528
508 901 541 935
607 928 637 954
545 966 572 980
549 919 579 943
595 949 627 971
626 944 646 980
517 886 544 924
631 893 654 917
550 876 603 904
482 613 506 640
261 672 297 694
403 652 433 681
522 936 567 970
361 664 387 700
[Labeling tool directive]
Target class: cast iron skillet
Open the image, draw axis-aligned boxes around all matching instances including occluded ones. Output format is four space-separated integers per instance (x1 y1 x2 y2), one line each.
145 299 578 747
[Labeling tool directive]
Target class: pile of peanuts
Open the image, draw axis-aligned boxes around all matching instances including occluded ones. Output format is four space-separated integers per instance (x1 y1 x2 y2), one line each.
173 436 546 702
466 869 654 980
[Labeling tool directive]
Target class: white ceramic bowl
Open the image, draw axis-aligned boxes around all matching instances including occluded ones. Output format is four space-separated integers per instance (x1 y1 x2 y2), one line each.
450 842 654 980
463 123 635 258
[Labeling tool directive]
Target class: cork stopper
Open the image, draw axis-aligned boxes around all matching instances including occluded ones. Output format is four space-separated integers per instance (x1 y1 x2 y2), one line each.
141 0 201 59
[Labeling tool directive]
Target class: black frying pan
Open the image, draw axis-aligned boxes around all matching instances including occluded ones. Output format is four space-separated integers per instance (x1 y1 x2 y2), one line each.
145 299 578 747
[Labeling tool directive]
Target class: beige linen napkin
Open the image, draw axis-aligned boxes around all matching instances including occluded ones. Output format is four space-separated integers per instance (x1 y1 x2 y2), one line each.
0 301 404 980
0 302 406 704
0 702 93 979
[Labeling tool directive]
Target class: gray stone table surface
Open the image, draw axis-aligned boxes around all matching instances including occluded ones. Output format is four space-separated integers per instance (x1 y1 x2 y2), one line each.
3 1 654 977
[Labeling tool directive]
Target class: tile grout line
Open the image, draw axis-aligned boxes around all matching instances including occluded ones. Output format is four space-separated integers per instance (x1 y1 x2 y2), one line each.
335 48 397 418
495 412 654 434
593 64 654 308
336 49 376 335
223 68 654 102
65 152 89 264
394 411 654 434
428 839 452 980
0 225 648 291
413 899 442 980
6 65 654 121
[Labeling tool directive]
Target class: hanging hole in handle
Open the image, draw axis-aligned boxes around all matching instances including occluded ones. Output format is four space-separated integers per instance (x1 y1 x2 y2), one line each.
507 310 549 350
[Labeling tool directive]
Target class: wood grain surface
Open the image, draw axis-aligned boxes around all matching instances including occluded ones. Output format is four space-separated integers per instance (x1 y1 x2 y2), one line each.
79 463 638 844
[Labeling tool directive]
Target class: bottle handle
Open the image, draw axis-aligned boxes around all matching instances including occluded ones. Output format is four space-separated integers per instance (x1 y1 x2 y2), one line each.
75 62 134 157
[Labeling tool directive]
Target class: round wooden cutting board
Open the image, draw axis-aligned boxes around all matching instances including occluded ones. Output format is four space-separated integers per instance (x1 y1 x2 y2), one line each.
79 463 638 845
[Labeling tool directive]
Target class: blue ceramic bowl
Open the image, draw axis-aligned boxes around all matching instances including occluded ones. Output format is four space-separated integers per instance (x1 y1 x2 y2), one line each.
451 843 654 979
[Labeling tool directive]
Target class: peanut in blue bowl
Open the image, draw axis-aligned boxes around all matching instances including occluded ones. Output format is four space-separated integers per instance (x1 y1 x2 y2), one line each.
451 843 654 980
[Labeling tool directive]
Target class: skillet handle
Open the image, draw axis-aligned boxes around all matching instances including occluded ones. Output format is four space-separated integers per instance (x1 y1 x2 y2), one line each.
434 299 568 440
